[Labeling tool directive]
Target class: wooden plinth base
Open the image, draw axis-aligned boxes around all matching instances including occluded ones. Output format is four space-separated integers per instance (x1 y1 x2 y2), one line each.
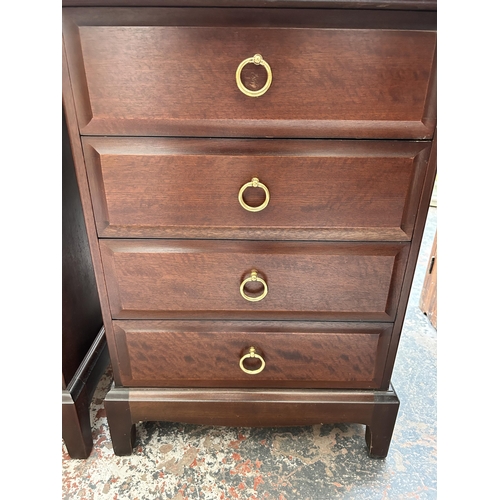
62 327 109 459
104 384 399 458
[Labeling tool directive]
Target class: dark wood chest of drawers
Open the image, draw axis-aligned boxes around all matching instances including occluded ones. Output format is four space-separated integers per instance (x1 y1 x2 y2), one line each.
62 0 436 458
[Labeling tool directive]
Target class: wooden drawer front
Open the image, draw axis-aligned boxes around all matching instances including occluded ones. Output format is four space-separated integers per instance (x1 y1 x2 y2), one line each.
63 8 436 139
100 240 409 321
114 320 392 389
84 138 430 241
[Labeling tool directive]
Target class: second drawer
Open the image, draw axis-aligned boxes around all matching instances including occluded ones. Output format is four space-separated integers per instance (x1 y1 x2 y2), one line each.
100 239 409 321
84 138 431 241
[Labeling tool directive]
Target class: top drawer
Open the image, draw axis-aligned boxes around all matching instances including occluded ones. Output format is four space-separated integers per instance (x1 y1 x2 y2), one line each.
62 8 436 139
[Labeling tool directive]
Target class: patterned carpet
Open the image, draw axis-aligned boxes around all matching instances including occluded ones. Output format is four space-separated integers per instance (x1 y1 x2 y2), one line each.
62 207 437 500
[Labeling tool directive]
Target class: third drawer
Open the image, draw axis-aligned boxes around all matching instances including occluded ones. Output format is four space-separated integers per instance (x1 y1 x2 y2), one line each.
100 239 410 321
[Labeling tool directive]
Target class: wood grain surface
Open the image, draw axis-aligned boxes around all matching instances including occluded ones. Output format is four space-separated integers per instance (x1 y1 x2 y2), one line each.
63 40 125 385
419 231 437 328
64 0 435 459
83 137 431 241
63 8 436 138
105 383 400 455
380 131 436 387
114 320 392 388
100 239 409 320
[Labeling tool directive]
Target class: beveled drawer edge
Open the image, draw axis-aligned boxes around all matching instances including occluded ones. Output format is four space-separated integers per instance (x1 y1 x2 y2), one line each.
98 227 412 242
112 319 393 389
83 137 432 241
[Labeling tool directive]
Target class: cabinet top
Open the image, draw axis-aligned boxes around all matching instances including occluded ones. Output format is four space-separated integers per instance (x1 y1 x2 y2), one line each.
62 0 437 10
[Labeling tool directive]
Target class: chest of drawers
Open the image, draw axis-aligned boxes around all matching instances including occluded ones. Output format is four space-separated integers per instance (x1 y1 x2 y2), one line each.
62 0 436 458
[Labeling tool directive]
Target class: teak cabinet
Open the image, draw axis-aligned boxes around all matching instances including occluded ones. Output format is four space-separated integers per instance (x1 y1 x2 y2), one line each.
62 0 437 458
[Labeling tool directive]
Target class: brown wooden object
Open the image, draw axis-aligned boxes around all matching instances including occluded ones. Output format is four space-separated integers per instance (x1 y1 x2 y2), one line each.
83 138 430 241
63 8 436 139
420 231 437 328
114 320 392 389
62 0 436 459
62 109 109 459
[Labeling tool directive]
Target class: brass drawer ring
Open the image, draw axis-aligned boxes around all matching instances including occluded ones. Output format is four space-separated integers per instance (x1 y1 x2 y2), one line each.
236 54 272 97
239 347 266 375
240 269 268 302
238 177 270 212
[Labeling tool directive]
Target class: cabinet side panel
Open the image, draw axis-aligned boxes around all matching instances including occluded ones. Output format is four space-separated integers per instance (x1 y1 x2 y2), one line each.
63 40 123 385
381 132 437 387
62 110 103 386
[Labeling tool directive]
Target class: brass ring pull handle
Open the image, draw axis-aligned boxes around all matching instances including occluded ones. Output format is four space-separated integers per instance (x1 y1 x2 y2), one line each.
238 177 270 212
236 54 273 98
239 347 266 375
240 269 268 302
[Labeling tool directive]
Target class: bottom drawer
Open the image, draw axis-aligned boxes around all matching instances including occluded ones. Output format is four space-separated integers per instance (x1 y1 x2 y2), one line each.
114 321 392 389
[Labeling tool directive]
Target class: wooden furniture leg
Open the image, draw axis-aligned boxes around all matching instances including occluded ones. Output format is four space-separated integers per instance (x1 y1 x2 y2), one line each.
62 327 109 459
104 384 399 458
104 386 137 456
365 391 400 458
62 392 93 459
